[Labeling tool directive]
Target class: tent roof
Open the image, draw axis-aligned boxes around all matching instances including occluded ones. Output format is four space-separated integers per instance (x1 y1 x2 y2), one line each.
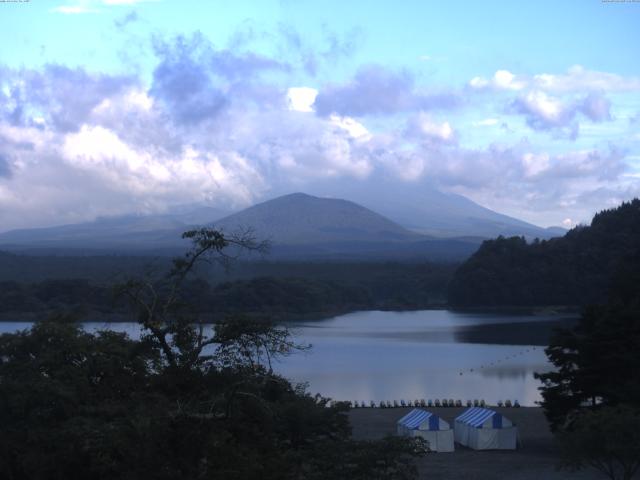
397 408 440 430
455 407 507 428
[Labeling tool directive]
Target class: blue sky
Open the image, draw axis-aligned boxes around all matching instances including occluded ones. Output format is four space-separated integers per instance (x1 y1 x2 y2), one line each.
0 0 639 230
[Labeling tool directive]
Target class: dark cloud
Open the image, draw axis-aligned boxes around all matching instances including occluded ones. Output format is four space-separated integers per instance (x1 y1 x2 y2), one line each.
277 24 315 74
114 11 139 29
40 65 133 132
0 64 133 132
277 24 361 76
510 91 611 139
578 93 611 122
547 147 626 181
150 33 288 125
0 154 12 178
319 25 361 63
314 65 460 116
151 43 228 125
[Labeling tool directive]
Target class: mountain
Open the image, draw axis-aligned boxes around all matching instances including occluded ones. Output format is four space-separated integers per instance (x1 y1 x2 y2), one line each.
0 193 483 260
311 180 564 239
0 190 563 260
209 193 482 260
366 190 563 239
213 193 421 244
0 206 230 253
448 198 640 307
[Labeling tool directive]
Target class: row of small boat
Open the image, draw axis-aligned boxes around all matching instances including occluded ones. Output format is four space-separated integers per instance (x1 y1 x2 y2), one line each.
335 398 521 408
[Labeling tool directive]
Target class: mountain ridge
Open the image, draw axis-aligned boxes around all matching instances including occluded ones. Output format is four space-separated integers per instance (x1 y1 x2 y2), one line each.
0 191 564 260
212 192 424 245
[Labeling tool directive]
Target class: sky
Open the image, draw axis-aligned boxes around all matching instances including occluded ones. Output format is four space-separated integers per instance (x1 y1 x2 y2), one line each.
0 0 639 231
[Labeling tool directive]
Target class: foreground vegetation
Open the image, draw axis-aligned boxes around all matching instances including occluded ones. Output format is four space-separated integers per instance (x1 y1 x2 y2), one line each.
536 238 640 479
0 229 425 480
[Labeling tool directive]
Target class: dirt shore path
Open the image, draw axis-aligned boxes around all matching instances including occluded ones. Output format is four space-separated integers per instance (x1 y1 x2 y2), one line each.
349 407 602 480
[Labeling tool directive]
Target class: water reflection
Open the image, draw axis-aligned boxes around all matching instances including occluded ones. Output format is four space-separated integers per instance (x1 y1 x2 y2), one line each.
0 310 574 406
277 310 574 406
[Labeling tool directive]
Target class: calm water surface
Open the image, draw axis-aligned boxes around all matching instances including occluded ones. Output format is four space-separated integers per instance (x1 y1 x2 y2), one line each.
1 310 572 406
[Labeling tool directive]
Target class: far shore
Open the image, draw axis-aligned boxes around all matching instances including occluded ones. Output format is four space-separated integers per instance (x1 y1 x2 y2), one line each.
0 304 580 324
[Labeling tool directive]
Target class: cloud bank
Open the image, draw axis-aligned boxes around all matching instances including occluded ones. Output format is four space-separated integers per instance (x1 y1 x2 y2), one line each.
0 33 638 231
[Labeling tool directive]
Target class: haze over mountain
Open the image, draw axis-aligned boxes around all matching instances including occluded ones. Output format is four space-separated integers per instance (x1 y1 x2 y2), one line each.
0 205 230 253
309 181 565 239
0 191 563 260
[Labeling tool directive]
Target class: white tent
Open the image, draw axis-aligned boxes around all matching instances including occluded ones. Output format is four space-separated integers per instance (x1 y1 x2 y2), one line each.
454 407 517 450
396 409 454 452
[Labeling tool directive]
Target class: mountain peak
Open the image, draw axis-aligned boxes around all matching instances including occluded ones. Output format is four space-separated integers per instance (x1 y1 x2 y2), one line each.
214 193 420 244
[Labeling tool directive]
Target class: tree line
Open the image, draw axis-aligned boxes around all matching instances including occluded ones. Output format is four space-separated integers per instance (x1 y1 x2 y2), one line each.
448 199 640 307
0 263 454 321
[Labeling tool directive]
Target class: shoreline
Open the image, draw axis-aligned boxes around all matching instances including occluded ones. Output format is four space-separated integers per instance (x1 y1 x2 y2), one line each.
349 407 599 479
0 304 580 323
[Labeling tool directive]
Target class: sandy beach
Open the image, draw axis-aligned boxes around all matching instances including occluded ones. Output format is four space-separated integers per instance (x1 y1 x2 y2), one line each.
349 407 602 480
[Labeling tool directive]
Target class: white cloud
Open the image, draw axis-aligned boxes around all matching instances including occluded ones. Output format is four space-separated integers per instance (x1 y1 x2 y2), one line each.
473 118 499 127
518 91 564 123
329 114 371 140
471 66 640 93
286 87 318 113
469 70 526 91
102 0 153 4
510 90 612 137
533 65 640 92
61 125 264 203
494 70 526 90
52 0 155 14
421 119 454 141
468 77 488 89
522 152 550 178
51 5 100 14
406 113 456 143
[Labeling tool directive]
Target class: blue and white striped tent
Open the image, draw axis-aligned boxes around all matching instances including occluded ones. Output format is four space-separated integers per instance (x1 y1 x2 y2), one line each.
454 407 517 450
396 409 454 452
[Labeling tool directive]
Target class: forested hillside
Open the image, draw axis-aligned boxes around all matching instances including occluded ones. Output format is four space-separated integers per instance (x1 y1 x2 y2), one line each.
448 199 640 307
0 262 454 321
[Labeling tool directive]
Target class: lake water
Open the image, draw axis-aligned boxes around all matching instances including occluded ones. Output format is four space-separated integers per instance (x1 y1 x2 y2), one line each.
0 310 574 406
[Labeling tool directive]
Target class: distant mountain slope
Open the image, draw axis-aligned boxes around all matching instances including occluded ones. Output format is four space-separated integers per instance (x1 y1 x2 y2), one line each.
213 193 422 244
374 190 563 238
316 181 564 239
0 206 230 252
448 199 640 307
0 189 565 261
0 193 483 260
210 193 484 260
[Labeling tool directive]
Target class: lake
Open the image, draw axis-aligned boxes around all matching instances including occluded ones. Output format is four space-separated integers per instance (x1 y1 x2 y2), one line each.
0 309 576 406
